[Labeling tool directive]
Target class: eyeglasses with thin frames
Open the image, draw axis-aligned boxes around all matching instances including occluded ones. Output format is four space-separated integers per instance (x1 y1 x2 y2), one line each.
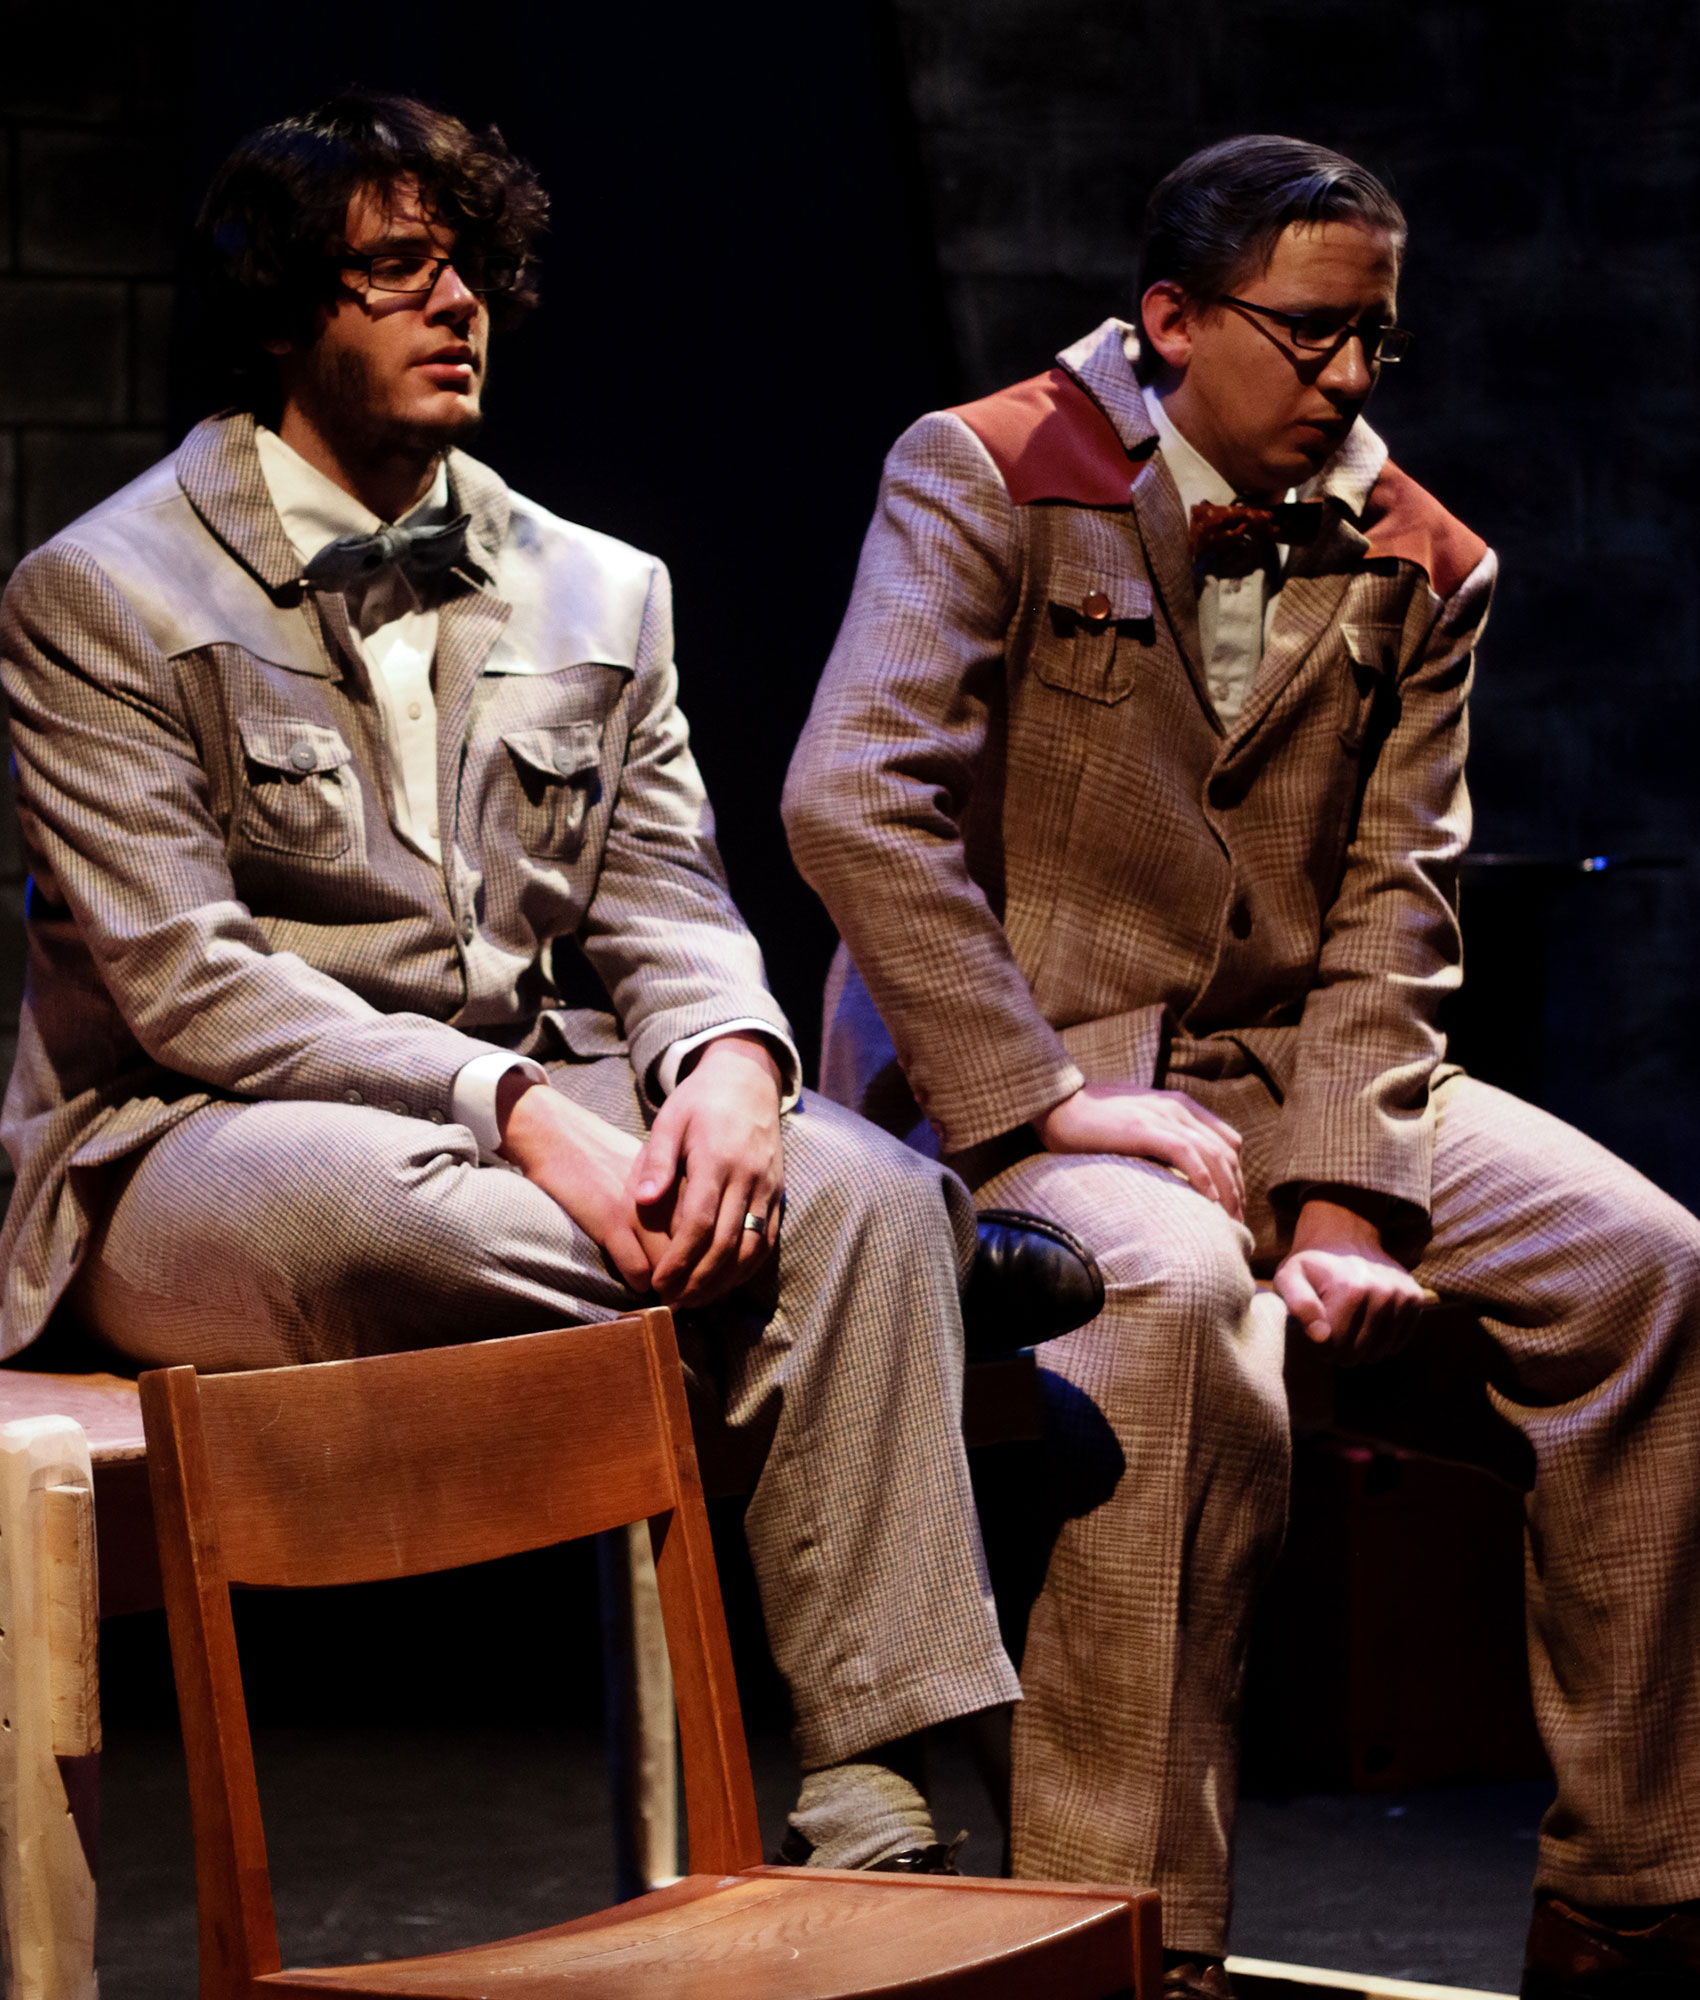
333 250 526 299
1218 294 1412 364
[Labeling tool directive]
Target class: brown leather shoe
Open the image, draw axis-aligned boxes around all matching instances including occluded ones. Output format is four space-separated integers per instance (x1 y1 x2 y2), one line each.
1163 1955 1234 1999
1523 1893 1700 1998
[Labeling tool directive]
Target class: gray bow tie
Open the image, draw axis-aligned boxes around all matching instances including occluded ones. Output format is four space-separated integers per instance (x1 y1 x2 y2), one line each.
302 513 471 592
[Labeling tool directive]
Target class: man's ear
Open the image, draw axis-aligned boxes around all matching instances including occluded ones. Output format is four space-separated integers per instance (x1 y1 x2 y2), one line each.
1140 281 1195 373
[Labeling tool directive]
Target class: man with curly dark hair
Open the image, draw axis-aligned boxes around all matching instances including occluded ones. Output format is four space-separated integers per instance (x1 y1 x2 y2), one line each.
0 90 1031 1875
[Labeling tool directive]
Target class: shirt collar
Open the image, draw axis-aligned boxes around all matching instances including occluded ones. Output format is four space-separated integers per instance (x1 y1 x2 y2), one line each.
254 426 452 568
1140 376 1387 526
1141 385 1238 515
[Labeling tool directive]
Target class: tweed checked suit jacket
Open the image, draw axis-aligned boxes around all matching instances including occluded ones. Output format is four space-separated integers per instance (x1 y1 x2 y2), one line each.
785 318 1493 1220
0 412 794 1356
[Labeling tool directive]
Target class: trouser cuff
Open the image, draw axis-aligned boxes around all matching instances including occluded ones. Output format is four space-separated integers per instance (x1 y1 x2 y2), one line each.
793 1661 1022 1773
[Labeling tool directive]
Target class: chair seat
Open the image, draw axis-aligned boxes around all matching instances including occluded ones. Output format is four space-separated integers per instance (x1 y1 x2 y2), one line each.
0 1369 145 1462
257 1869 1145 1999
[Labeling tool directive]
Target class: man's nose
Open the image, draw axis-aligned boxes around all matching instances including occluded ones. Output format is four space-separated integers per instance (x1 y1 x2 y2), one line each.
426 260 479 322
1319 330 1375 399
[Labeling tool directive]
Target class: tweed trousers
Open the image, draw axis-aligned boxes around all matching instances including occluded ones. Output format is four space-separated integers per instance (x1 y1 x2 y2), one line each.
70 1055 1022 1771
971 1069 1700 1952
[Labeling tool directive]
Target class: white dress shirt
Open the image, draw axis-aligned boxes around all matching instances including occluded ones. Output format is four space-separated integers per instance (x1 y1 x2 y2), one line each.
1142 385 1297 728
255 426 448 862
255 428 791 1158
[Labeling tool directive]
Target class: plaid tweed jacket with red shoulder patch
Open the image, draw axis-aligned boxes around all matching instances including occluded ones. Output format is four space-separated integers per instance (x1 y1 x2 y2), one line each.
784 318 1494 1217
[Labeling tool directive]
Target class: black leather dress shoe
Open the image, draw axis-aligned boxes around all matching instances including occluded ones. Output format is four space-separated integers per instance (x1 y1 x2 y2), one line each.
1163 1957 1234 1999
961 1208 1105 1362
773 1827 967 1874
1523 1894 1700 1997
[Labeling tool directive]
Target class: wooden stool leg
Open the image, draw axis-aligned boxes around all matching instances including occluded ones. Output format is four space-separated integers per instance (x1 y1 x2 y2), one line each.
0 1417 100 2000
597 1520 679 1899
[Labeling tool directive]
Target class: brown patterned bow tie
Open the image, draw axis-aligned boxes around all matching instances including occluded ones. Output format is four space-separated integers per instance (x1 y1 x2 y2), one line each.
1189 499 1323 580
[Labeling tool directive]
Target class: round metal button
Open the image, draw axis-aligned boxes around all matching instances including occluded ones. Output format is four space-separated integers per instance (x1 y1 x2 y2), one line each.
388 1101 407 1116
289 742 317 772
345 1089 364 1105
1081 590 1113 626
460 914 476 942
427 1109 445 1124
407 701 423 721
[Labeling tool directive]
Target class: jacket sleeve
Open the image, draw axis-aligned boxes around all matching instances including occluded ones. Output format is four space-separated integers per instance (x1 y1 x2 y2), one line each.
1266 548 1495 1218
577 558 800 1103
1 541 511 1114
783 412 1083 1152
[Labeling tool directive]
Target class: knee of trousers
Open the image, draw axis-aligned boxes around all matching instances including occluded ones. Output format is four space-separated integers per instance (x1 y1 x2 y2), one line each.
131 1103 501 1325
1531 1174 1700 1374
784 1091 979 1276
1058 1190 1274 1415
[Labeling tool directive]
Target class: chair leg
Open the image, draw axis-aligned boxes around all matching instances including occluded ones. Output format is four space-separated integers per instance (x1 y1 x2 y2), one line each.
597 1520 680 1899
0 1417 100 2000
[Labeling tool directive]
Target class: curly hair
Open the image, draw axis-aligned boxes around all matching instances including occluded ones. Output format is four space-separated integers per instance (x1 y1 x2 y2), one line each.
1134 136 1405 381
194 88 549 417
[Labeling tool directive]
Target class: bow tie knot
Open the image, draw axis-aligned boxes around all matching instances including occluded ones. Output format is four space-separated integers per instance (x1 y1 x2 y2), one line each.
302 513 472 593
1189 499 1322 581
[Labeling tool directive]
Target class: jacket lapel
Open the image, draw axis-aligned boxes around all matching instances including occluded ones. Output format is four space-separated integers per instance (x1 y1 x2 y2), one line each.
1220 518 1363 752
176 413 303 592
1219 416 1390 756
433 447 514 849
176 412 344 680
1130 452 1210 719
1057 319 1212 715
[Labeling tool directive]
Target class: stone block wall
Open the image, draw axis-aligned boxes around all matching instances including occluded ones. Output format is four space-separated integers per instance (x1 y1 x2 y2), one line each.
0 1 191 1189
889 0 1700 1206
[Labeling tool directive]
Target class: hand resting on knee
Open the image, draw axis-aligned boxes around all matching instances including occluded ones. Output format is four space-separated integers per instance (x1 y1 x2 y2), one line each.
496 1033 786 1309
1033 1080 1247 1220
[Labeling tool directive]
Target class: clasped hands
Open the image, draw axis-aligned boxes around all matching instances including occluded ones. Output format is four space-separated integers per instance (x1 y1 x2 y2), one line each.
1034 1080 1431 1360
496 1033 785 1309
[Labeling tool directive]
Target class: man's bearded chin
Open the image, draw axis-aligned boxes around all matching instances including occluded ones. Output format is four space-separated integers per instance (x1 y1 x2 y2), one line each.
325 344 487 461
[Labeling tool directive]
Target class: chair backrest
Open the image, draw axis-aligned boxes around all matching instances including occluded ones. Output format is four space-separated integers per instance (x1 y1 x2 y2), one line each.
140 1310 761 2000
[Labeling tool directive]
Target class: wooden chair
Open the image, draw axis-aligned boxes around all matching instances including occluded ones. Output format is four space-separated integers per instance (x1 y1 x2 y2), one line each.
138 1309 1161 2000
0 1344 1045 1993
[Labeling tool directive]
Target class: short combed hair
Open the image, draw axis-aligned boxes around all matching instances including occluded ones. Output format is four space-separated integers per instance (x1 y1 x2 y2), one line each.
194 88 549 416
1134 135 1405 379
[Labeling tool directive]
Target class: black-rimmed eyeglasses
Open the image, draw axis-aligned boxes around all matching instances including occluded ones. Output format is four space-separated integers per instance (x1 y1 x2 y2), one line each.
333 251 527 299
1218 294 1412 364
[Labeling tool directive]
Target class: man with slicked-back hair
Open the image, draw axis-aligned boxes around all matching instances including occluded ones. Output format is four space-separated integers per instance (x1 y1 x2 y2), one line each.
787 134 1700 1997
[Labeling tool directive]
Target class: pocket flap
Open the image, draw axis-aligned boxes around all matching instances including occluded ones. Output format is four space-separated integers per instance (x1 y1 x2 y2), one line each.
1046 559 1154 628
238 716 354 776
502 722 603 782
1340 621 1402 674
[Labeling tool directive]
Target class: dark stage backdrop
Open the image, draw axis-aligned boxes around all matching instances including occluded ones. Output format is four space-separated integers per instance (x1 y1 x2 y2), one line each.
1 0 1696 1206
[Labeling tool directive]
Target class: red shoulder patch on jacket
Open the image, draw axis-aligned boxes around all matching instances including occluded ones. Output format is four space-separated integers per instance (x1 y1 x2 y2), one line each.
950 368 1143 506
1360 459 1488 599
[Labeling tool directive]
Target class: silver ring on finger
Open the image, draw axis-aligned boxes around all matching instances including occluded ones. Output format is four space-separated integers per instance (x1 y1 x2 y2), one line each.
742 1211 767 1233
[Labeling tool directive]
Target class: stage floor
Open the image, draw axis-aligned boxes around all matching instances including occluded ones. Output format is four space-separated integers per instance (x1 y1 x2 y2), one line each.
87 1720 1549 2000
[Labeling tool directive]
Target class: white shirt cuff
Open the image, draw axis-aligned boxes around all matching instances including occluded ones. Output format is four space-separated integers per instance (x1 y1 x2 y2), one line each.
656 1021 801 1111
450 1052 549 1161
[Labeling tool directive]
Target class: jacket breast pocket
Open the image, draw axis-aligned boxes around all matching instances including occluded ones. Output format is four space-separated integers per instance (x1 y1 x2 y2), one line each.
235 716 361 859
1337 621 1403 752
503 722 603 859
1028 559 1155 706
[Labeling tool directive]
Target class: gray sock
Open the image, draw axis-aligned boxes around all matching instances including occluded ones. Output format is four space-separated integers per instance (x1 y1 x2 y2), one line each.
788 1759 937 1869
